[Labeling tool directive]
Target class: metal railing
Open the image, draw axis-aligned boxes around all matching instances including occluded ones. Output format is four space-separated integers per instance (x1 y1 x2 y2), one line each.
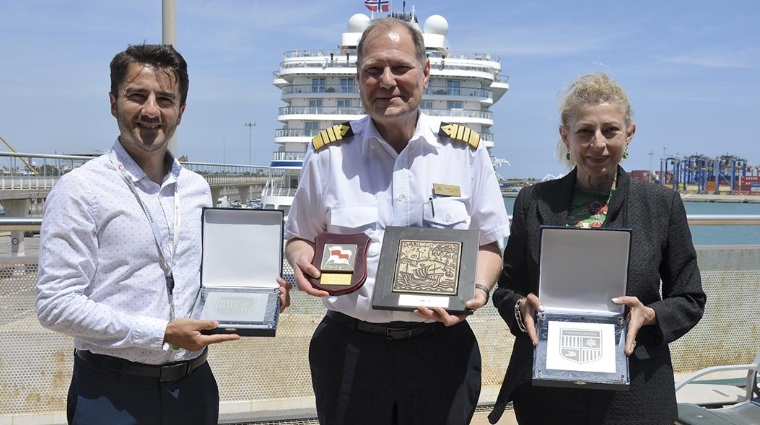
1 217 759 424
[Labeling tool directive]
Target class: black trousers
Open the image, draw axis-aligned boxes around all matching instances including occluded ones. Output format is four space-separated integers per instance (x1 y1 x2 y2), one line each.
67 353 219 425
309 313 482 425
511 355 677 425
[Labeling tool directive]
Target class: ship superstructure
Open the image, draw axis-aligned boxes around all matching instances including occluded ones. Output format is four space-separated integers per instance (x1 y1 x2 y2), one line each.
260 10 509 211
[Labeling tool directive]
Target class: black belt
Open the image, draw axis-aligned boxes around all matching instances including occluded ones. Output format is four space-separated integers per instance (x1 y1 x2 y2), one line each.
75 349 208 382
326 310 439 340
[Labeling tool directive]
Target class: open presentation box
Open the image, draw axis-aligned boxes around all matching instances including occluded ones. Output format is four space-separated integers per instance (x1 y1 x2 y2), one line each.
192 208 283 337
532 226 632 390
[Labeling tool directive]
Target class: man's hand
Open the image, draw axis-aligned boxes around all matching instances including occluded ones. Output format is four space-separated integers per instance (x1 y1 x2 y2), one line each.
414 306 469 327
164 318 239 352
277 276 293 312
285 238 330 297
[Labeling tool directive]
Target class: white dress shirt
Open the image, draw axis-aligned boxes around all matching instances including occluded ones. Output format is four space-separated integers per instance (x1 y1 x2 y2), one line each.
36 139 211 364
285 113 510 323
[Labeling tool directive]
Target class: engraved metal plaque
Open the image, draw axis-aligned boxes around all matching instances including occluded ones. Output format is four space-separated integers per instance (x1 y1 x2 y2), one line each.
391 239 461 296
372 226 479 314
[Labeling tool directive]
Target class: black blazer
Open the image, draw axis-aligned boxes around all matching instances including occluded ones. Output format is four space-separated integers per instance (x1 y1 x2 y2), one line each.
488 167 706 423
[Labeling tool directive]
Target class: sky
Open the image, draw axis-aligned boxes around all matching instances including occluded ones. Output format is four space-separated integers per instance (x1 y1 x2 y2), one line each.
1 0 758 180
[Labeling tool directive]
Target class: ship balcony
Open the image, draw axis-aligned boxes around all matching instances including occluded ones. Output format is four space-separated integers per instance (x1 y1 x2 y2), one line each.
274 128 320 144
491 75 510 103
278 106 366 122
421 108 494 126
277 60 357 79
424 87 493 105
281 84 359 100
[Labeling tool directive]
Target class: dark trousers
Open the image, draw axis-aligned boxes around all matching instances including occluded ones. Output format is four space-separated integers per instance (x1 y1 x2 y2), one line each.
309 313 482 425
67 354 220 425
511 355 677 425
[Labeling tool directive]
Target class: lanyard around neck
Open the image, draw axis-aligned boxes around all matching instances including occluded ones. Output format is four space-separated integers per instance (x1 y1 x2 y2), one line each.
109 153 182 278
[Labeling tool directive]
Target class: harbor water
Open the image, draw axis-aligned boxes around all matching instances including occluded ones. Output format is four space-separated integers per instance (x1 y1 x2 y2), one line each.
502 197 760 246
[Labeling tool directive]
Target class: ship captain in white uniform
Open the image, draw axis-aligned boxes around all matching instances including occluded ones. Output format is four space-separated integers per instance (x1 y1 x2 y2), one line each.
284 16 509 425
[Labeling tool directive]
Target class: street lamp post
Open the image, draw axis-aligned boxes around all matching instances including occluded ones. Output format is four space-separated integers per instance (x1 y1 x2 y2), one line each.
245 122 256 165
648 150 654 183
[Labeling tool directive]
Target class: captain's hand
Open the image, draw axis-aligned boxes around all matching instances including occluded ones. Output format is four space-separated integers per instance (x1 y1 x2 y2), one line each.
288 243 329 298
164 318 239 351
464 287 488 311
414 306 468 327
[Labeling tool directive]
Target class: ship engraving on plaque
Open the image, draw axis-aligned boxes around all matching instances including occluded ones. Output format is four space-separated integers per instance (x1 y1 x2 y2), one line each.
391 239 462 295
560 329 603 364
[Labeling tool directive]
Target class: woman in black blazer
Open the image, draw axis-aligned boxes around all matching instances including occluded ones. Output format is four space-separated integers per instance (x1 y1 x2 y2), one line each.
488 73 706 425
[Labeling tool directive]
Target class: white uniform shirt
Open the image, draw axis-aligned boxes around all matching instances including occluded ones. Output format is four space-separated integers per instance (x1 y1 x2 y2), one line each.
285 114 510 323
36 139 211 364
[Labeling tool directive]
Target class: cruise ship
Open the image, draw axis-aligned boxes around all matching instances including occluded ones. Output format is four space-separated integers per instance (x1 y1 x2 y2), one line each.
260 8 509 211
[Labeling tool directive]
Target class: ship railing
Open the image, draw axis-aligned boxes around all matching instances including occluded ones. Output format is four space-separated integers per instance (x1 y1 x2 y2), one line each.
282 49 343 59
271 151 307 161
278 106 366 116
278 60 500 78
493 74 510 84
422 108 494 120
281 84 493 100
0 216 758 424
426 51 501 62
281 84 358 95
260 185 299 198
274 128 322 138
282 50 502 64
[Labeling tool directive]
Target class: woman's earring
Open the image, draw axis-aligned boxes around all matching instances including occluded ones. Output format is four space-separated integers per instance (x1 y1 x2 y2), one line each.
566 151 570 160
622 150 629 159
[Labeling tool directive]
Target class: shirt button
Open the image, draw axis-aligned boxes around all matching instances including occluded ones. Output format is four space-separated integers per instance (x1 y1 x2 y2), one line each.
397 195 405 201
445 215 451 223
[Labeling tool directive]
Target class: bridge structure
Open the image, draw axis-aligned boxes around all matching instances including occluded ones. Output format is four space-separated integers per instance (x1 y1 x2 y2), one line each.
0 151 270 255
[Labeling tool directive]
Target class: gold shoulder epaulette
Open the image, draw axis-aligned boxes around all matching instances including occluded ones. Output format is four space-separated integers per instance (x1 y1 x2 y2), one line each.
438 122 480 149
311 122 355 151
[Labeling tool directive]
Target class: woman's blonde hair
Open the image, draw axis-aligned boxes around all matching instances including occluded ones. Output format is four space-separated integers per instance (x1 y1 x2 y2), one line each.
555 72 634 169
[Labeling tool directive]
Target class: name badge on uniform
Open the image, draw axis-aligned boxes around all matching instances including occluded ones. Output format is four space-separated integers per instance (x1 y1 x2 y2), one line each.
433 183 461 197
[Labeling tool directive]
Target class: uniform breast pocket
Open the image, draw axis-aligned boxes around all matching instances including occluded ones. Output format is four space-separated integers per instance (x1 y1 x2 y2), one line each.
328 206 378 233
423 198 470 229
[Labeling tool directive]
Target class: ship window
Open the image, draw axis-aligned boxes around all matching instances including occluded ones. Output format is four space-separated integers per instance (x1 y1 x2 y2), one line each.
421 101 433 110
447 101 463 110
337 99 353 108
305 121 320 136
312 78 326 93
308 99 323 108
447 80 461 96
340 78 355 93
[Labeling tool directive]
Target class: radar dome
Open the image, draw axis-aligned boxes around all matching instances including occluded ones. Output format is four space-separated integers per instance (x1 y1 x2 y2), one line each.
423 15 449 36
348 14 371 33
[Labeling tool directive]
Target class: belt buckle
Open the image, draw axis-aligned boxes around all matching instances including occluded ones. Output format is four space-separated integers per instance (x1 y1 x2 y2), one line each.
385 327 410 340
158 361 190 382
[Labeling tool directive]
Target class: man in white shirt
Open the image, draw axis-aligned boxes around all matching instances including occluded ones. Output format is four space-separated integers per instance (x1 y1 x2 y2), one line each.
285 17 509 425
36 43 291 425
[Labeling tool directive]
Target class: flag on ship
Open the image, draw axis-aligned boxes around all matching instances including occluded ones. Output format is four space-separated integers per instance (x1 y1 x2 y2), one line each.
365 0 389 12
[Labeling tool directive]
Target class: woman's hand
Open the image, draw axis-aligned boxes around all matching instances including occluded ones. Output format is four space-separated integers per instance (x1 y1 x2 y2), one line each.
612 296 657 356
519 293 542 346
